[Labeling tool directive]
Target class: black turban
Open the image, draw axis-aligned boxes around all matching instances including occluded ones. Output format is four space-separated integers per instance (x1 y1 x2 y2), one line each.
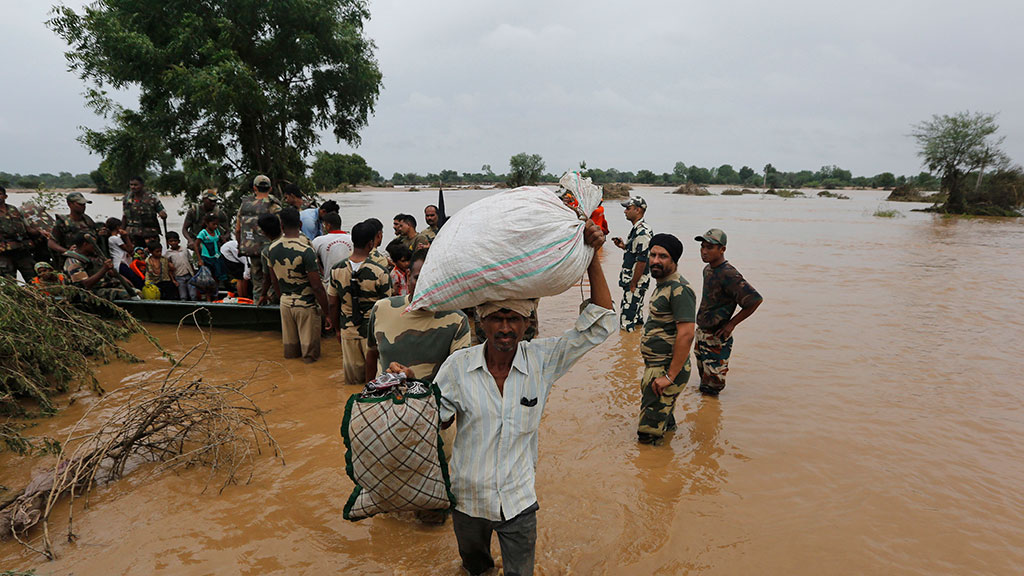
650 233 683 263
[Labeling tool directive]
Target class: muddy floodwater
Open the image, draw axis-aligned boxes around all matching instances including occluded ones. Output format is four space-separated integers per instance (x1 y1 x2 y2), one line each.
2 187 1023 574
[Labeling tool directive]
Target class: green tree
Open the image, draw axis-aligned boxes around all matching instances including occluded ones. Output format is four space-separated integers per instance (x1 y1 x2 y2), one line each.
911 111 1006 213
738 166 755 182
716 164 739 184
635 169 656 184
310 151 373 190
873 172 896 188
49 0 382 191
507 153 545 188
672 161 687 184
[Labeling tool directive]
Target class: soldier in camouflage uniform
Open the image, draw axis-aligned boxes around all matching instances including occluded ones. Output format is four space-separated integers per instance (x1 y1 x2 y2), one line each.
256 214 283 305
421 205 441 244
63 232 132 301
50 192 106 266
0 186 43 281
363 218 391 270
183 189 231 247
236 175 282 301
612 196 652 332
693 229 763 396
637 234 696 445
368 251 471 383
122 176 167 247
18 201 58 267
266 208 332 363
328 221 392 386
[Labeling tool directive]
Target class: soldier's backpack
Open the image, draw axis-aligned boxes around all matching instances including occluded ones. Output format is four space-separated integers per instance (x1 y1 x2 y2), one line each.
341 373 454 521
409 171 602 312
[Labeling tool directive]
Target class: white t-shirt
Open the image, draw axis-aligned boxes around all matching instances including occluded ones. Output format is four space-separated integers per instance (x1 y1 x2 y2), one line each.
109 235 127 270
220 239 251 279
312 232 354 285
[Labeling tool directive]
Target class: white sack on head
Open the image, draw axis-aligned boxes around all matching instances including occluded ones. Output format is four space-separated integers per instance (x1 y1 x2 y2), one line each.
409 185 593 312
559 171 603 215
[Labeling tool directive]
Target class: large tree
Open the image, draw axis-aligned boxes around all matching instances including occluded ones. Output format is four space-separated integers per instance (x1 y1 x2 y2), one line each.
48 0 382 193
310 151 373 190
911 111 1006 213
507 153 545 188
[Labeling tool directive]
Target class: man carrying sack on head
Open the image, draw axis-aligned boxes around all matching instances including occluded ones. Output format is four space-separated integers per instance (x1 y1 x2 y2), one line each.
433 218 614 576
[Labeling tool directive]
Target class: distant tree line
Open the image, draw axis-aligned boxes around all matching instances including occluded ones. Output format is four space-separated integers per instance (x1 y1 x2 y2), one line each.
1 155 944 195
0 171 94 190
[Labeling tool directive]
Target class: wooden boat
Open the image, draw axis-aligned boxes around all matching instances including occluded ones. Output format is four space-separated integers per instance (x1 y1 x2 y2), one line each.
114 299 281 331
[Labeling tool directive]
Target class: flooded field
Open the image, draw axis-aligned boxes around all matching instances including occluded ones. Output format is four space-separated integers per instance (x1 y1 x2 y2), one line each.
2 186 1023 574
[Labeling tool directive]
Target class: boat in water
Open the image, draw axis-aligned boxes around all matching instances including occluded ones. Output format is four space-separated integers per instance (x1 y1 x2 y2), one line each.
114 299 281 331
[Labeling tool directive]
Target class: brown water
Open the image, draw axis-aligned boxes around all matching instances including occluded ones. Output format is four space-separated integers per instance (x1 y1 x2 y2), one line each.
2 187 1023 574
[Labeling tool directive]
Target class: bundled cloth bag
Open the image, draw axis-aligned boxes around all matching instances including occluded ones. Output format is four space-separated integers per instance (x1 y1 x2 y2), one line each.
341 373 454 521
409 171 603 311
188 265 217 293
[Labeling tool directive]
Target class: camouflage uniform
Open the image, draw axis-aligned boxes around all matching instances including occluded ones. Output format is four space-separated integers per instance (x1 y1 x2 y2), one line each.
420 225 439 245
367 247 390 270
52 213 104 266
0 204 37 281
328 256 391 385
412 230 433 251
259 241 281 303
236 195 282 301
695 261 762 394
266 236 322 361
122 191 165 246
367 295 471 383
619 219 653 331
19 202 57 267
638 271 696 441
183 204 231 243
237 193 282 301
63 250 131 301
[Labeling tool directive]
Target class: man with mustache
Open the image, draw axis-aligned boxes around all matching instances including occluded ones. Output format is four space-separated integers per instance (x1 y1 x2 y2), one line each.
434 219 613 576
637 233 697 445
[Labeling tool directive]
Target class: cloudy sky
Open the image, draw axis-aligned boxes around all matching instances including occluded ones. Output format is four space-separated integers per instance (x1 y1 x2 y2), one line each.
1 0 1021 178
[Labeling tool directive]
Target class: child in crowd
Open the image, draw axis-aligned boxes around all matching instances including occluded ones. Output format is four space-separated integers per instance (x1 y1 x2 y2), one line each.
145 241 179 300
386 244 412 296
165 231 196 300
127 246 148 289
195 214 225 284
105 217 133 280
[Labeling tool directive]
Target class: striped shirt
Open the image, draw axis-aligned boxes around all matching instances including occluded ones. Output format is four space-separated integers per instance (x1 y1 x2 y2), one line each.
436 303 616 521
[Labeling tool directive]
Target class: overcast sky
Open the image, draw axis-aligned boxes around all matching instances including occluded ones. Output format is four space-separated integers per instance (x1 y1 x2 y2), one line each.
1 0 1022 178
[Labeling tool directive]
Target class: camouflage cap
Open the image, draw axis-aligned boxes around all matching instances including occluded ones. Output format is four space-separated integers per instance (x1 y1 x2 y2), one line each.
253 174 272 189
620 196 647 210
694 228 727 246
66 191 92 204
201 189 220 201
34 261 54 272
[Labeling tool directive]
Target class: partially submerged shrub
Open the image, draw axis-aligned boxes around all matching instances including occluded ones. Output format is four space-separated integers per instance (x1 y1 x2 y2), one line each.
672 182 710 196
602 182 631 199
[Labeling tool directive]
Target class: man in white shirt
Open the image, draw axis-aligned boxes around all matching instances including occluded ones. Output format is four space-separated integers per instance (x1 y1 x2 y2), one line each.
310 212 352 287
435 219 614 576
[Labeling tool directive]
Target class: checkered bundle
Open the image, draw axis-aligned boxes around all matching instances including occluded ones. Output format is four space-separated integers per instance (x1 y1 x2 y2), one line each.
341 383 454 521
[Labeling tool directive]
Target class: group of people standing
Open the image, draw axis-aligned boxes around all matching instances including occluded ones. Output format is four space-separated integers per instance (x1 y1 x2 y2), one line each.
4 177 765 575
611 194 763 444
